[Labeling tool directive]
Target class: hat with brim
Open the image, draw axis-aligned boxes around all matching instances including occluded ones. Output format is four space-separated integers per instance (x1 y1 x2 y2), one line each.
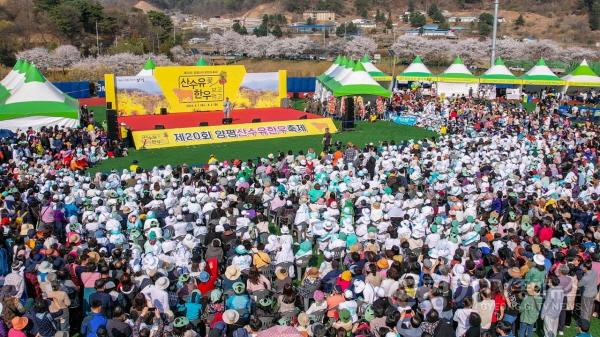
155 276 170 290
460 274 471 286
11 317 28 330
198 271 210 283
507 267 521 278
533 254 545 266
338 309 351 322
211 289 223 303
37 261 54 273
178 273 190 283
223 309 240 325
225 265 241 280
232 281 245 294
275 267 288 280
173 316 190 328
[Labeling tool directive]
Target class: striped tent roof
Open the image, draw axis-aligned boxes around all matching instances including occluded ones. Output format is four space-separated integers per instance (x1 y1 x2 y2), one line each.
437 56 478 83
480 58 521 84
521 58 564 85
562 60 600 87
397 56 433 81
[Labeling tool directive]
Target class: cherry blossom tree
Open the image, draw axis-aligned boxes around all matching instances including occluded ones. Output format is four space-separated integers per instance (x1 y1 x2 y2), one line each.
16 47 51 70
50 45 81 70
344 36 377 58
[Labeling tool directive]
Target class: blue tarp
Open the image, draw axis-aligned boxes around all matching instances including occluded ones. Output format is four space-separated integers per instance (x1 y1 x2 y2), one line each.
392 115 418 126
287 77 316 93
52 81 91 99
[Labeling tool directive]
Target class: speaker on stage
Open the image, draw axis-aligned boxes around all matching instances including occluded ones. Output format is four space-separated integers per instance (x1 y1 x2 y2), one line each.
342 97 355 130
299 115 307 120
252 118 261 123
106 109 118 140
222 118 233 125
160 108 167 115
106 102 113 109
155 125 165 129
199 122 209 126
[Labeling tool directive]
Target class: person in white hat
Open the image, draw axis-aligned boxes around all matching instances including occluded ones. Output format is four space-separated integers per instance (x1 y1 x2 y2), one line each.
141 277 170 313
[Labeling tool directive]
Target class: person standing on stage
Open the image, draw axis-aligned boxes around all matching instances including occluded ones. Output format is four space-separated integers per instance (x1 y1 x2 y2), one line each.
224 97 233 119
322 128 331 153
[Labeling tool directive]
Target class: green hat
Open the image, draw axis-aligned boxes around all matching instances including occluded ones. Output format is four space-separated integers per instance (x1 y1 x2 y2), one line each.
258 297 274 307
130 229 141 240
367 226 378 233
466 215 475 223
364 305 375 322
509 211 517 220
339 309 351 322
551 237 566 248
473 223 482 232
210 289 222 303
148 231 157 240
233 281 245 294
435 217 443 225
431 224 438 233
178 273 190 283
451 220 460 227
488 217 498 225
338 232 348 241
383 187 392 195
173 316 190 328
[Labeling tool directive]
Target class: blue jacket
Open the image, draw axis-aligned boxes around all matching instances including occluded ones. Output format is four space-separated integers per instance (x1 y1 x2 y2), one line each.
81 313 108 337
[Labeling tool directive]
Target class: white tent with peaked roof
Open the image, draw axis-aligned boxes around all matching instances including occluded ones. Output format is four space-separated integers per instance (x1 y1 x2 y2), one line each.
521 58 564 86
0 64 79 130
436 56 479 96
562 60 600 87
397 56 434 82
137 58 156 76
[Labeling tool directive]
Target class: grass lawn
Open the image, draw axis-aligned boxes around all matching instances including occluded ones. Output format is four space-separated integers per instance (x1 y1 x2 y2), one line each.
89 121 436 173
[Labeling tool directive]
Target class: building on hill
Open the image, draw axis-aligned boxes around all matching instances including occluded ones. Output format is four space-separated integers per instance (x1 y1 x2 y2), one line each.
447 16 478 23
302 10 336 22
288 23 335 34
405 24 457 38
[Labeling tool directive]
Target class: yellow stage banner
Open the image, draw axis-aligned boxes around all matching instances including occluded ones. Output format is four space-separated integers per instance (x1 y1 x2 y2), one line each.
132 118 337 150
153 65 247 112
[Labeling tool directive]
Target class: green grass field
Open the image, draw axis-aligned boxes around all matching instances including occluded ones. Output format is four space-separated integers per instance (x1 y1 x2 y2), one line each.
90 121 436 173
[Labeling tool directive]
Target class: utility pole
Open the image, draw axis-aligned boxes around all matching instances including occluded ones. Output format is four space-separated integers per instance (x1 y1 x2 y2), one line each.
96 21 100 56
491 0 499 67
173 24 176 44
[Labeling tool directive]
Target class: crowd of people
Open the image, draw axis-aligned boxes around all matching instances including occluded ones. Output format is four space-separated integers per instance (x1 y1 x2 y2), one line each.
0 91 599 337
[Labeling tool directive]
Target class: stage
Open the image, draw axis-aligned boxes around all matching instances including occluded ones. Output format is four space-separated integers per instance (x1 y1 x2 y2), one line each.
123 107 337 150
118 107 323 131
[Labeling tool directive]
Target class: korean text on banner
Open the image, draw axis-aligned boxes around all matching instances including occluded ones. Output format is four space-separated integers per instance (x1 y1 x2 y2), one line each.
131 118 338 150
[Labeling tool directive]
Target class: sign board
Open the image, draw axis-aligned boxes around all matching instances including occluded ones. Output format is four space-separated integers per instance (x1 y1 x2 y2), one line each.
506 88 521 100
131 118 337 149
106 65 287 116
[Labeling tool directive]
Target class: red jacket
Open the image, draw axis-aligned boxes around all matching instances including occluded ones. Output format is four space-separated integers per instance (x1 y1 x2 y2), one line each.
197 257 219 295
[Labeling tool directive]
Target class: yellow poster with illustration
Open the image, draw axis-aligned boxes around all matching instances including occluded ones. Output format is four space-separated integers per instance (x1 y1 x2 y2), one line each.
153 65 246 112
131 118 337 149
107 66 287 116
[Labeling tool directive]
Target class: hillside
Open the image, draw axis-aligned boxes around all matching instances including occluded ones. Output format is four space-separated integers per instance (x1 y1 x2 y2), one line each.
138 0 599 45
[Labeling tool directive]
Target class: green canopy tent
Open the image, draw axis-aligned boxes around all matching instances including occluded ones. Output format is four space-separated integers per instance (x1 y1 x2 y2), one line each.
360 54 392 81
435 56 479 96
480 58 522 85
520 58 564 86
562 60 600 87
396 56 434 82
196 57 209 66
0 64 79 130
331 62 391 97
137 58 156 76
